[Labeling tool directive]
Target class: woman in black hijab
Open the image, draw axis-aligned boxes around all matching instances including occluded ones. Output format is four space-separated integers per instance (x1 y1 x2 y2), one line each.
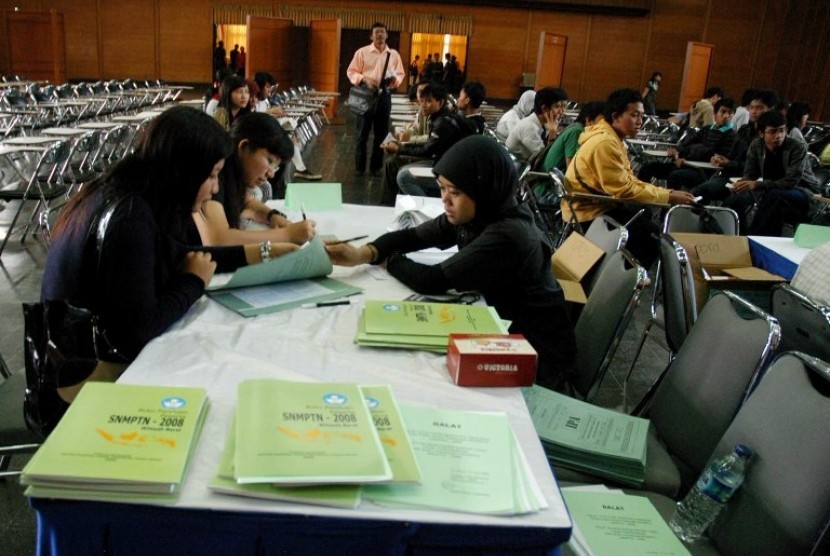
327 135 575 389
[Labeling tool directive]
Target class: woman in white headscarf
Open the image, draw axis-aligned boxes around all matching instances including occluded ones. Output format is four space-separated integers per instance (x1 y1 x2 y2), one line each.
326 136 576 390
495 89 536 141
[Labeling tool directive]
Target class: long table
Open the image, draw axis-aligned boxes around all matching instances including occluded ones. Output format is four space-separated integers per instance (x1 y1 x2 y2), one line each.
29 201 571 555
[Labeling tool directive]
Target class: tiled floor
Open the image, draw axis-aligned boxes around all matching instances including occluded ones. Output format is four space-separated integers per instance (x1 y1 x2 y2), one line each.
0 104 667 554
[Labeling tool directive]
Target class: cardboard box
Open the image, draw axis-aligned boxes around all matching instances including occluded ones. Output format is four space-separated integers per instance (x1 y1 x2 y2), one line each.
671 233 786 312
446 334 537 387
551 233 605 304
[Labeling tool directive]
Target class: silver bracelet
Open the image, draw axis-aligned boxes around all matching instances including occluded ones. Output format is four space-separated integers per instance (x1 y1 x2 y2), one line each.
260 241 271 262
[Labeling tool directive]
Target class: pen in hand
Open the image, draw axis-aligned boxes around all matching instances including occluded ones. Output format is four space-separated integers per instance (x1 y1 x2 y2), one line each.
301 203 307 221
327 235 369 246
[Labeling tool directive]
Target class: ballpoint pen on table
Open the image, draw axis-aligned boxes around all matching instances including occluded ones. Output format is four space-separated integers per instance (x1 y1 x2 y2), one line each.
327 235 369 246
301 300 352 308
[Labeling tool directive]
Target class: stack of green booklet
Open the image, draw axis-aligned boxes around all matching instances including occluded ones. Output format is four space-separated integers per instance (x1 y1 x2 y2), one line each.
22 383 209 503
210 380 421 507
562 486 691 556
356 300 508 353
364 405 548 515
522 385 648 487
207 235 362 317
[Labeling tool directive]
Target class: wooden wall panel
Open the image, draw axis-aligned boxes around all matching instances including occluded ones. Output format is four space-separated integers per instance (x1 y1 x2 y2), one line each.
582 14 650 102
465 7 529 99
0 0 828 119
99 0 155 79
159 0 212 82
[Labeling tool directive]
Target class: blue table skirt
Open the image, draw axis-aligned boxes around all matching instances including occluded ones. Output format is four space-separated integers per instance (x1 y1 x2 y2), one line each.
31 498 567 556
749 238 798 281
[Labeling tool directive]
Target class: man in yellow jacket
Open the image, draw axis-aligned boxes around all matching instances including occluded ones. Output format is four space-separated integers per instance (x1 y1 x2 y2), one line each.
564 88 695 267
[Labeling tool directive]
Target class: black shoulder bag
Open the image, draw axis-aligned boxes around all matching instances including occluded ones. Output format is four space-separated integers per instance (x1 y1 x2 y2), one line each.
347 51 391 116
23 195 131 436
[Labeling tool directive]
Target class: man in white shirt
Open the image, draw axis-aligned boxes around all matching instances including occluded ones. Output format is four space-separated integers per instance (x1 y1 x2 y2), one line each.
346 22 405 176
505 87 568 161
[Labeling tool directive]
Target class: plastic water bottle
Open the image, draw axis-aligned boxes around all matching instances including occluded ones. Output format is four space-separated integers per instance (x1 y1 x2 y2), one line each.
668 444 753 543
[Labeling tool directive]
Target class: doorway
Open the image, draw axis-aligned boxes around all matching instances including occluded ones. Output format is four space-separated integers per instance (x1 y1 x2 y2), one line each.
410 33 468 93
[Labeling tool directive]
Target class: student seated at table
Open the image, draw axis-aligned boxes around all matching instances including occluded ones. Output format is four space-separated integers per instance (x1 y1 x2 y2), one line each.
42 107 288 404
455 80 487 135
194 113 316 247
638 97 736 190
212 74 252 131
563 88 695 268
691 89 777 205
326 135 577 390
724 110 819 236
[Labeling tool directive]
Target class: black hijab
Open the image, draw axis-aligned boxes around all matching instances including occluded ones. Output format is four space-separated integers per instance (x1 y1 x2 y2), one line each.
432 136 519 245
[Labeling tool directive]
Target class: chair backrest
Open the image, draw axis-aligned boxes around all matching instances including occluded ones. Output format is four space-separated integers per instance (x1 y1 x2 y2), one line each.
573 249 647 399
707 352 830 555
584 214 629 295
662 204 739 235
658 233 697 353
771 283 830 361
646 291 780 483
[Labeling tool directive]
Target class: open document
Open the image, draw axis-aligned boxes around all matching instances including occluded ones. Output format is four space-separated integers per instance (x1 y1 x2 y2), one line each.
206 236 362 316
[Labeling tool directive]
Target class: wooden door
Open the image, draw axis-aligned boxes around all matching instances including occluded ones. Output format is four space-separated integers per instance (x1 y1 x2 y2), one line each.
5 9 66 83
309 18 340 118
535 32 567 88
246 16 292 86
678 42 714 112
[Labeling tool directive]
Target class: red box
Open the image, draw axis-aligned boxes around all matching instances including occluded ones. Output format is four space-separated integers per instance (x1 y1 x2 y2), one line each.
446 334 538 387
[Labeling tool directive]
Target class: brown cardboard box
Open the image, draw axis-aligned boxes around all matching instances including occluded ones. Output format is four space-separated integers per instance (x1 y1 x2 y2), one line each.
551 233 605 304
671 233 786 312
446 334 537 387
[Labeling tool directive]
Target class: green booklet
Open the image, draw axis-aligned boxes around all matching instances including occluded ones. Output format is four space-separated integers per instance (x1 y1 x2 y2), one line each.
22 383 208 496
210 415 362 508
207 235 333 291
522 385 648 487
234 379 392 484
209 277 362 317
356 300 508 353
361 385 421 484
562 489 691 556
364 406 545 515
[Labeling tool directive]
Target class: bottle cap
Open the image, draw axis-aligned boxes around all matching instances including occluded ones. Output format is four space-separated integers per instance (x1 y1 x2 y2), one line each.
734 444 753 458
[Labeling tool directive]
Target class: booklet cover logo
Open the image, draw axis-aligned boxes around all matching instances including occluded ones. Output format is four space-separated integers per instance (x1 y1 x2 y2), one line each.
161 396 187 410
323 393 348 406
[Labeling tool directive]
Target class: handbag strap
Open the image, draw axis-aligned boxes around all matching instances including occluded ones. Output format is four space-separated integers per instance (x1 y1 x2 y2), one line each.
379 51 392 93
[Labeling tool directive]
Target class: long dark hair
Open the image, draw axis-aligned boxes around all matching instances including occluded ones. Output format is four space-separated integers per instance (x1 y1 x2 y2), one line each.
219 74 251 125
221 112 294 228
55 106 233 240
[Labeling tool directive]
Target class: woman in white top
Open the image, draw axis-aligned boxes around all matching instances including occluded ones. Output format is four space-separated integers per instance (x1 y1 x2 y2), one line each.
495 90 535 141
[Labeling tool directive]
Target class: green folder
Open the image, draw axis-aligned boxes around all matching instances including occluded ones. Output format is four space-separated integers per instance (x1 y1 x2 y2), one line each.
209 277 362 317
356 300 508 353
285 182 343 212
794 223 830 248
361 385 422 484
22 383 208 496
234 379 392 484
210 415 362 508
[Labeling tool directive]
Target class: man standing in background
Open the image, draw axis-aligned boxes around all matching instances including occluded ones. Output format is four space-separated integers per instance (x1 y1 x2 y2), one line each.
347 22 405 176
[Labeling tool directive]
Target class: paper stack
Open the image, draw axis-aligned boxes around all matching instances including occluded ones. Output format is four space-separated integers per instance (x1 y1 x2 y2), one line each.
209 380 421 508
562 486 691 556
22 383 209 503
522 385 648 487
364 405 548 515
356 300 508 353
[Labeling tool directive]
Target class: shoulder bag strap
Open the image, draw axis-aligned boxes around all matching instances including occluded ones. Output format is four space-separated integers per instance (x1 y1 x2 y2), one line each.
379 52 392 94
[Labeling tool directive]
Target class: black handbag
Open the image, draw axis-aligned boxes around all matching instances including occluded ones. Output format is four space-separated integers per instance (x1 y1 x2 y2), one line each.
346 51 391 116
23 195 131 436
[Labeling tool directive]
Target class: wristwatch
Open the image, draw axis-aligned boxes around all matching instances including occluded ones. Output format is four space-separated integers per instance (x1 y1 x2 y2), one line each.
260 241 272 262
